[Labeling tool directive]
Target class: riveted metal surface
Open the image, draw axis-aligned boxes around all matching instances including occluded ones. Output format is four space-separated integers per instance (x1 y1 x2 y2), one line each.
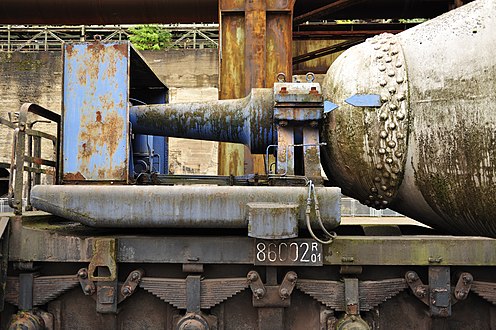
62 41 129 182
321 0 496 236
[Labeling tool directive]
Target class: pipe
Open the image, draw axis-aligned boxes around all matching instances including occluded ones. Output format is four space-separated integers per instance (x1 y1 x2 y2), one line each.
30 185 341 229
129 88 275 153
0 0 217 24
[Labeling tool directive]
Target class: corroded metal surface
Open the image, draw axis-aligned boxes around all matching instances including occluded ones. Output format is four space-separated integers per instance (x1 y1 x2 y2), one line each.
0 0 218 24
321 0 496 236
30 185 341 228
62 41 129 182
130 88 275 153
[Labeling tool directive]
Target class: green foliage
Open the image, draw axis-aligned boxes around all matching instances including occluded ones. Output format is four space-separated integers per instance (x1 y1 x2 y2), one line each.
128 25 172 50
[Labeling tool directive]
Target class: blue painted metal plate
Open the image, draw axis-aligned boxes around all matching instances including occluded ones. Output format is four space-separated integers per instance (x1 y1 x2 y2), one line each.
62 41 129 182
345 94 382 107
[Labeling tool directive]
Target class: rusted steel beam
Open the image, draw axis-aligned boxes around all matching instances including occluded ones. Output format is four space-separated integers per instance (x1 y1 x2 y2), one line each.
219 0 294 175
293 0 366 25
292 38 363 65
0 0 218 24
293 30 404 39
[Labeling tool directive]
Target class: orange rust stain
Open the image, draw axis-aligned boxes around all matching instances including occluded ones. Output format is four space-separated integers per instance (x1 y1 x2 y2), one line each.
112 44 127 58
78 107 125 178
66 44 74 56
96 111 102 122
33 157 43 165
64 172 86 181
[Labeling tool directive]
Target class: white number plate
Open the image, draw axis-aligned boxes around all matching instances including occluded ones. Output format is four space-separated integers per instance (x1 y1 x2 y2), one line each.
254 239 323 266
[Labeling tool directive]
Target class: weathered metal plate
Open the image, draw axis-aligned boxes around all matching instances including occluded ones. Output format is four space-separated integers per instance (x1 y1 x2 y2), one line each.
254 239 323 266
62 41 129 182
324 236 496 266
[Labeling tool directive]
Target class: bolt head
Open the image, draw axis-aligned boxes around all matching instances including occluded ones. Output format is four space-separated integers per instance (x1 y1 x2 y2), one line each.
78 269 88 279
247 272 258 282
122 286 132 295
84 284 92 294
287 273 297 282
131 272 140 281
254 288 265 298
280 288 289 298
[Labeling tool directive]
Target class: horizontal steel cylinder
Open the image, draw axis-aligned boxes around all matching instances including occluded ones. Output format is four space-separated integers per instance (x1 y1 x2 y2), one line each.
321 0 496 236
130 88 275 153
30 185 341 229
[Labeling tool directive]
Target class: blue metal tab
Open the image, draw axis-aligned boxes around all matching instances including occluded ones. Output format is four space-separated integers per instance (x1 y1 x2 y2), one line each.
62 41 129 182
324 101 339 113
345 94 382 107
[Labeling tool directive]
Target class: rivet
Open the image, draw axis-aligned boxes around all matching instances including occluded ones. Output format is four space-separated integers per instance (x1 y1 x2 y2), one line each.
391 48 399 55
374 176 381 183
383 172 391 178
388 70 395 77
380 185 388 191
380 39 387 44
371 187 378 193
382 200 389 206
395 60 403 68
397 133 404 139
395 151 403 158
389 40 396 45
374 45 381 50
381 94 389 102
379 80 387 87
380 131 388 139
368 195 375 200
392 166 400 174
382 47 389 52
397 112 405 120
396 76 404 84
385 56 392 63
388 141 396 148
388 86 396 94
376 164 384 170
389 103 398 111
376 53 384 59
377 195 383 200
379 113 388 121
386 157 393 164
389 122 397 130
368 38 376 44
378 148 386 155
386 192 393 198
374 201 381 206
379 65 386 72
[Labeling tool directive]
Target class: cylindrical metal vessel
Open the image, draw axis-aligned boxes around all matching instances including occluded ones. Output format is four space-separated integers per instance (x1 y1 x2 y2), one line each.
130 88 275 153
321 0 496 236
30 185 341 229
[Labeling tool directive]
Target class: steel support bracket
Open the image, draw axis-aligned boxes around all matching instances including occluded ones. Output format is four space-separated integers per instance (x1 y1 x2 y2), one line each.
247 271 266 300
405 267 452 317
279 271 297 300
77 268 96 296
248 270 297 308
88 238 117 282
118 269 144 304
405 271 429 305
453 272 473 302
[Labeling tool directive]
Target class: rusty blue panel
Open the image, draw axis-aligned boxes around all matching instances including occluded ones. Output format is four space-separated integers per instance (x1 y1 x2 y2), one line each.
62 41 129 182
